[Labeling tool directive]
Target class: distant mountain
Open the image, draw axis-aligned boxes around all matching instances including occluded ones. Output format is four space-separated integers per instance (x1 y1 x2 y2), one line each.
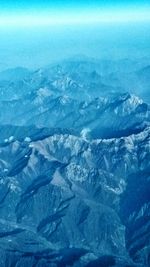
0 67 31 81
0 58 150 102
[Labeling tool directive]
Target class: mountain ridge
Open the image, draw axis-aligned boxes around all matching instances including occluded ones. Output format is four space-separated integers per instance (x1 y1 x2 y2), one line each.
0 59 149 266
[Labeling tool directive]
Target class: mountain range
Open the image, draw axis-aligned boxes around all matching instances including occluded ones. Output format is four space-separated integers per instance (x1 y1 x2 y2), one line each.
0 58 149 267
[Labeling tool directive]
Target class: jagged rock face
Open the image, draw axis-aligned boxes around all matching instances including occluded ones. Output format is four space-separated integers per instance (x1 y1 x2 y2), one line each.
0 126 149 266
0 60 150 266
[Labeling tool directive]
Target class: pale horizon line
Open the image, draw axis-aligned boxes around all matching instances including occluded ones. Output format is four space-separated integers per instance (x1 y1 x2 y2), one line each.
0 9 150 27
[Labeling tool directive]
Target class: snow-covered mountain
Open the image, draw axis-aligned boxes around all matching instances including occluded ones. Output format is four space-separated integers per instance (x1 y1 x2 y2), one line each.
0 57 150 102
0 91 149 139
0 59 149 267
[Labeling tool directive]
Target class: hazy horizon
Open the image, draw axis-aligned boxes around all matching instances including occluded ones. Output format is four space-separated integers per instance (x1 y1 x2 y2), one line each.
0 22 149 71
0 0 149 71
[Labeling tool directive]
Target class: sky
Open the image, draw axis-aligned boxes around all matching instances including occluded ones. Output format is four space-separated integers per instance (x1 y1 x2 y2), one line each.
0 1 150 70
0 0 150 10
0 0 150 26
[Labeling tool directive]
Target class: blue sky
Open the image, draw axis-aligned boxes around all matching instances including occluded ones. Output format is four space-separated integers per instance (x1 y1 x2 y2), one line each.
0 0 150 9
0 0 150 25
0 1 150 70
0 0 149 14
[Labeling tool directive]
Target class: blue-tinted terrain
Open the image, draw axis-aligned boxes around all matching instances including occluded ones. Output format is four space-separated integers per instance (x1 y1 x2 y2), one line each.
0 56 149 267
0 1 150 266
